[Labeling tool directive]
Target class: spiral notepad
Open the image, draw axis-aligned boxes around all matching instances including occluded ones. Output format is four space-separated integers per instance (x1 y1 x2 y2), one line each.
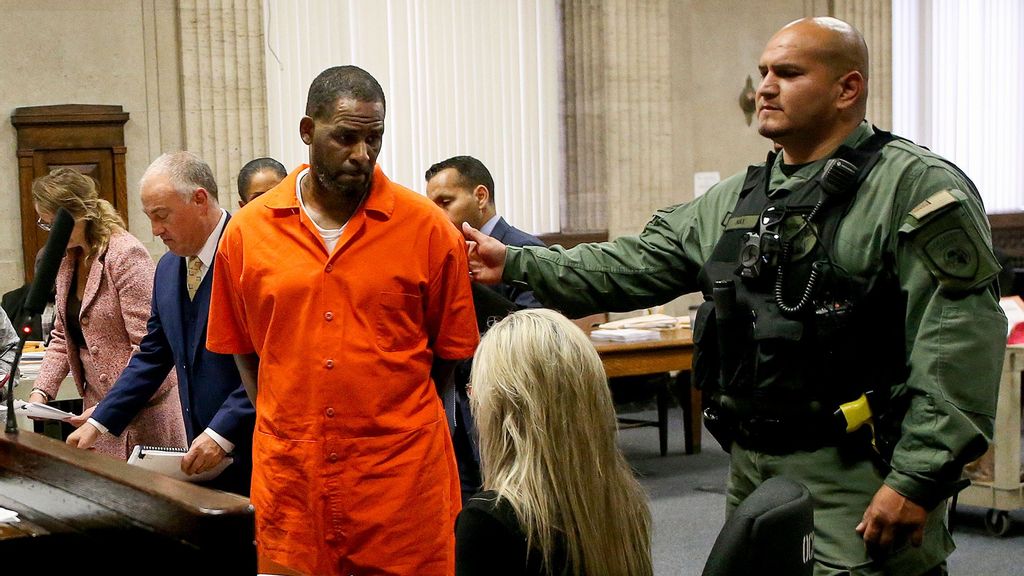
128 444 233 483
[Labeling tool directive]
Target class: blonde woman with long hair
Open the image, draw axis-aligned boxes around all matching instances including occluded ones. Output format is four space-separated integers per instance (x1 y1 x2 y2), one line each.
458 308 652 575
28 168 185 460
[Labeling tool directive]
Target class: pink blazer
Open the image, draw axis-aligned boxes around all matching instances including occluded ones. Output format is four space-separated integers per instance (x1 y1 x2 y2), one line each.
34 230 186 459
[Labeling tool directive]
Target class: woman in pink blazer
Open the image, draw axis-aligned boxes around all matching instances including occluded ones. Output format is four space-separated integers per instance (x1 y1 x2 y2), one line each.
28 168 186 460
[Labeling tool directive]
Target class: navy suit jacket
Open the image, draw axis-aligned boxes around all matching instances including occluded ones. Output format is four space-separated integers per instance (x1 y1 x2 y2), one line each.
455 217 545 464
92 218 255 494
487 217 545 308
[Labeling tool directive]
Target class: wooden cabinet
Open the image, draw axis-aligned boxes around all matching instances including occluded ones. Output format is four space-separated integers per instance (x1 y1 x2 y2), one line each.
11 104 129 282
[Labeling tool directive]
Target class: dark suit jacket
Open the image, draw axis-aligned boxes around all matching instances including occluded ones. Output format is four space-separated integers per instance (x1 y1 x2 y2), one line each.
455 218 545 464
487 217 545 308
92 218 255 494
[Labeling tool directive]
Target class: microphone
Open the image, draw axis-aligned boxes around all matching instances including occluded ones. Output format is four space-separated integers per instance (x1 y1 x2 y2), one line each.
24 208 74 319
5 207 74 433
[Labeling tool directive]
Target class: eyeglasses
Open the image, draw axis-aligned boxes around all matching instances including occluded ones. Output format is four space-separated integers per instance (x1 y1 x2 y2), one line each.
36 218 52 232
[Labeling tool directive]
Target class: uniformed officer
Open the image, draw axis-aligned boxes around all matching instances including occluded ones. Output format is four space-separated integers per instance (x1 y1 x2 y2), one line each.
464 17 1006 576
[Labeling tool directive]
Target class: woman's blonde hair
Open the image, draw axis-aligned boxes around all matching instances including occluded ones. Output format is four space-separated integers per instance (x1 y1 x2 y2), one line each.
32 168 125 258
470 308 653 575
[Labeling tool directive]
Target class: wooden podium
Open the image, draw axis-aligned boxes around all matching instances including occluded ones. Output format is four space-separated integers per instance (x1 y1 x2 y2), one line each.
0 429 255 573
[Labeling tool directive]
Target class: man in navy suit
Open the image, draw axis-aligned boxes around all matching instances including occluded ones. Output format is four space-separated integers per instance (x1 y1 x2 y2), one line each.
426 156 545 309
425 155 545 503
67 151 255 495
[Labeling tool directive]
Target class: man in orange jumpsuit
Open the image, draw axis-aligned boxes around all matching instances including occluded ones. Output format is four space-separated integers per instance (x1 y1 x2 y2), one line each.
207 65 479 575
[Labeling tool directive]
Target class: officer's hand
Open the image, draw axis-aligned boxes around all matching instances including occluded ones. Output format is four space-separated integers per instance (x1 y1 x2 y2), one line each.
856 484 927 557
462 222 507 285
67 422 102 450
181 432 227 476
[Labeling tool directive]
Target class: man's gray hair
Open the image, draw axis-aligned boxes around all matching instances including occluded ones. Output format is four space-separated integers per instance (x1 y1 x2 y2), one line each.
141 151 219 201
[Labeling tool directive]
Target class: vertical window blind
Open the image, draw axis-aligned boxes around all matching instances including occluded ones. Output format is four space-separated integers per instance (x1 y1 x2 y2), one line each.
893 0 1024 213
263 0 562 233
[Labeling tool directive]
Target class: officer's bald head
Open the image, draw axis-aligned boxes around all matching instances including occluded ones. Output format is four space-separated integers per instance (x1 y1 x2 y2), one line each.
773 18 868 80
769 17 869 111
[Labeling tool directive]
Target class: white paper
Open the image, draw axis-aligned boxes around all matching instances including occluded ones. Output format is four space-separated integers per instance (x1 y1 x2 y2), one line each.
13 400 75 421
127 445 234 483
598 313 682 330
590 328 662 343
0 507 20 523
693 171 721 198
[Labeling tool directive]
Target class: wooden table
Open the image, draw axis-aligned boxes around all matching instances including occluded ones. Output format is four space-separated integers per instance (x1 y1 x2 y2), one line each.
591 328 700 454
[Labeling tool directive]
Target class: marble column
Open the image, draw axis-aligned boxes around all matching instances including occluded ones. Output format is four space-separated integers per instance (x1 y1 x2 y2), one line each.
178 0 269 207
560 0 673 238
833 0 893 130
560 0 608 233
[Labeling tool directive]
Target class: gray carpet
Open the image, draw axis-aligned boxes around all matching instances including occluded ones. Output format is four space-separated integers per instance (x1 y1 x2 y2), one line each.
616 409 1024 575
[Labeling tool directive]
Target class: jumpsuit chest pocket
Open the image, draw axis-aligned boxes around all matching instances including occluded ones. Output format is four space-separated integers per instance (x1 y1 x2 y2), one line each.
375 291 424 351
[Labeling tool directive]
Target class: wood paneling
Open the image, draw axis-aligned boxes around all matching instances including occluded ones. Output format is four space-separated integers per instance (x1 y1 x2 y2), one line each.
11 104 129 282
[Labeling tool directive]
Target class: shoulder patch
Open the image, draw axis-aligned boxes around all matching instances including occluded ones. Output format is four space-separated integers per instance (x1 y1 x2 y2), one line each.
923 228 979 280
899 188 1000 293
909 190 958 220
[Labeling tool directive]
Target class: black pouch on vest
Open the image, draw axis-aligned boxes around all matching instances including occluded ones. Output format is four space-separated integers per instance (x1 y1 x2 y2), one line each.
692 299 736 452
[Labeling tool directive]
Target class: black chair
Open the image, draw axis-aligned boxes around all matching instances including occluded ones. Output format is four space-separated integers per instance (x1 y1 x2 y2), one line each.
702 477 815 576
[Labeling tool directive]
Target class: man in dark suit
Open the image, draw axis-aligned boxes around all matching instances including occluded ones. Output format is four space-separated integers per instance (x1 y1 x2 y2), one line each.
426 155 545 308
425 155 545 502
67 151 255 495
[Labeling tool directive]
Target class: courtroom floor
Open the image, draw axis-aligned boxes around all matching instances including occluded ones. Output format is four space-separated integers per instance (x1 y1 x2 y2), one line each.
616 408 1024 576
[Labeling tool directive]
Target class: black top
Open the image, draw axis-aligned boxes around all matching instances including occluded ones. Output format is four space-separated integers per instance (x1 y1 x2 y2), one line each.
455 491 569 576
66 266 86 348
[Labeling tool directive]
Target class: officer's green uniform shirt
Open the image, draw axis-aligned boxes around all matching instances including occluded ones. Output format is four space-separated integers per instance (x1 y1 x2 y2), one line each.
505 122 1005 515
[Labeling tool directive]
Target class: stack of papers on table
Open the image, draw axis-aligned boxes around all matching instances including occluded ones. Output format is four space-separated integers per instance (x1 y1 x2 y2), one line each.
18 362 42 379
590 328 662 343
598 313 686 330
18 341 46 378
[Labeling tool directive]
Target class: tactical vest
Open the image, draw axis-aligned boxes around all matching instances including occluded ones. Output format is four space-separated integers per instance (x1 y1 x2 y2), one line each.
693 129 909 454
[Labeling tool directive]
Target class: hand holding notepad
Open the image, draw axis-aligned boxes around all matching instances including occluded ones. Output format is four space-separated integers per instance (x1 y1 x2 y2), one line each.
128 445 233 483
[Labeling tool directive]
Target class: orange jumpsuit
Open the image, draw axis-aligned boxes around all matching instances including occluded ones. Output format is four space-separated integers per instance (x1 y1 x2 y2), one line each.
208 165 478 575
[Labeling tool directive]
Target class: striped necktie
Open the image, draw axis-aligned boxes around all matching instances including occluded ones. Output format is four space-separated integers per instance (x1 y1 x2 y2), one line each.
186 256 204 300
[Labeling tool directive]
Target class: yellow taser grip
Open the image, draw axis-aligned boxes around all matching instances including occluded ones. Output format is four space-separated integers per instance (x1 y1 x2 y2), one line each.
839 394 872 433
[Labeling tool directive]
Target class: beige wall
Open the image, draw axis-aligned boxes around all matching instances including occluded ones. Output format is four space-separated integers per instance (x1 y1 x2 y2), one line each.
0 0 184 295
0 0 267 298
670 0 807 208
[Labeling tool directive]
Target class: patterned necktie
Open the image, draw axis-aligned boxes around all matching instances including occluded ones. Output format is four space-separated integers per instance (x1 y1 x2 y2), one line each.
186 256 204 300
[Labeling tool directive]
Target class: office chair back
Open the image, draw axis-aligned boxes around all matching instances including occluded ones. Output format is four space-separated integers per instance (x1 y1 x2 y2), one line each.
701 476 814 576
